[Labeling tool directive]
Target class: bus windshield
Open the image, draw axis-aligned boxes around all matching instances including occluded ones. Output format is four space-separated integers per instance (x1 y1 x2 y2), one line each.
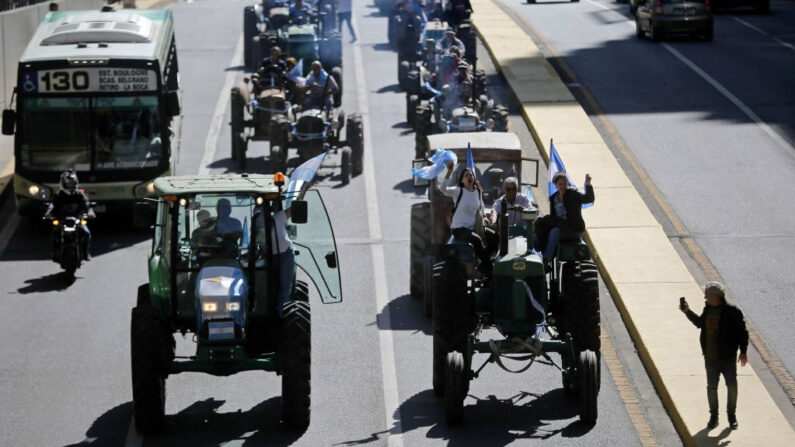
20 95 163 172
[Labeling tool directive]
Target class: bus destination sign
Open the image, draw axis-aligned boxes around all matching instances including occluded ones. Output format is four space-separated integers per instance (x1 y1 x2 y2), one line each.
22 68 157 93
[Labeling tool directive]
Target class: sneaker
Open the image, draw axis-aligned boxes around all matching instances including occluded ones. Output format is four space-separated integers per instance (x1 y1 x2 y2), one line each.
707 414 719 429
728 415 738 430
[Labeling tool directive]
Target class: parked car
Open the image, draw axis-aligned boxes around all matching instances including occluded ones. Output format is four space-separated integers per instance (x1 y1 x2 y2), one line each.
635 0 713 42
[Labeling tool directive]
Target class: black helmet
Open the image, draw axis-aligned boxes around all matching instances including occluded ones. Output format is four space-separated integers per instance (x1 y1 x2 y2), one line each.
60 169 79 193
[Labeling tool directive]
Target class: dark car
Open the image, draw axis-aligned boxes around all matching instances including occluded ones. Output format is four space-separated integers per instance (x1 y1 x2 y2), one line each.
635 0 713 42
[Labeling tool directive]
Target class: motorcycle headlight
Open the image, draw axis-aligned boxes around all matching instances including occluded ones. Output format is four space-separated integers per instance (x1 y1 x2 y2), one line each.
52 220 60 226
226 302 240 311
80 219 88 226
202 302 219 312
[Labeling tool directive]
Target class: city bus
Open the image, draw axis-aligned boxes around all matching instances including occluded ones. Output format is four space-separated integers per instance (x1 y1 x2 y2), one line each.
1 7 181 217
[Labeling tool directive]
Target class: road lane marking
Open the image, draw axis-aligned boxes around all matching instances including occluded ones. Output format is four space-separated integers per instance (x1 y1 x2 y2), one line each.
352 12 405 446
585 0 795 160
731 15 795 54
496 0 795 409
198 34 244 175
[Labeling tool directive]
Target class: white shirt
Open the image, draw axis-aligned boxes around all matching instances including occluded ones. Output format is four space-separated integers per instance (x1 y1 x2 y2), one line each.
442 177 483 230
337 0 352 13
492 193 532 227
257 210 292 254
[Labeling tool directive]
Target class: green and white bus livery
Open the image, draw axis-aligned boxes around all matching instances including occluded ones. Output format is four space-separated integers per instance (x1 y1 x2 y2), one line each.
1 7 181 217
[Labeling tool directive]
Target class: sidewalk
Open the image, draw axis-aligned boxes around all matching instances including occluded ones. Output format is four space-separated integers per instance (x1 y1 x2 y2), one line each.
469 0 795 445
0 0 175 199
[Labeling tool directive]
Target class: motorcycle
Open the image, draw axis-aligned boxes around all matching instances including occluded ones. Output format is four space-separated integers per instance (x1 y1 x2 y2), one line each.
47 208 93 278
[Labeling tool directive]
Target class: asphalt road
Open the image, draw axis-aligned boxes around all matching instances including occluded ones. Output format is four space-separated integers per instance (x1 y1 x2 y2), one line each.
491 0 795 378
0 0 695 445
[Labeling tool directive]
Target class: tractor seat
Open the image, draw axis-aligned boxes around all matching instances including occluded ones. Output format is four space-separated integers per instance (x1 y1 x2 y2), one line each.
259 88 285 101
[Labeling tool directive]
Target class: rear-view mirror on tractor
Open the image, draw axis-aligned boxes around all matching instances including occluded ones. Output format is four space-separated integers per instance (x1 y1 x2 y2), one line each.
521 158 539 187
2 109 16 135
291 200 308 224
412 159 430 187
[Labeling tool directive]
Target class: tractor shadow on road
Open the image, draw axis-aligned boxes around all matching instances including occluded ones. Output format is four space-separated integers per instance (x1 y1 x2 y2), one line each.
338 388 589 446
376 294 432 335
64 402 133 447
143 398 304 447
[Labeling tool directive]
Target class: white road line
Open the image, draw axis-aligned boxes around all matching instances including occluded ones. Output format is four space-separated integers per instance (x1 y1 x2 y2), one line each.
198 34 244 175
586 0 795 159
730 15 795 54
352 13 405 447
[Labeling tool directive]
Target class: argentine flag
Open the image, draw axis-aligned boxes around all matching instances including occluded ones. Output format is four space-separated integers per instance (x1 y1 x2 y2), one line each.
548 140 593 209
286 152 326 207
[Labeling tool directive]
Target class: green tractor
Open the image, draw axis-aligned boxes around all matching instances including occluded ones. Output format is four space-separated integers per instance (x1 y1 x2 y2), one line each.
410 132 538 317
130 173 342 434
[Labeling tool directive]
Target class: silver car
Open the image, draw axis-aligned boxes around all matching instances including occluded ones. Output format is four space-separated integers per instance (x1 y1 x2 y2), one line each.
635 0 713 41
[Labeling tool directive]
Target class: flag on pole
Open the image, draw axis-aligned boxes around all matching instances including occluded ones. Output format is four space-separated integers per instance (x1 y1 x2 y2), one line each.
548 140 593 209
286 59 305 85
466 142 475 171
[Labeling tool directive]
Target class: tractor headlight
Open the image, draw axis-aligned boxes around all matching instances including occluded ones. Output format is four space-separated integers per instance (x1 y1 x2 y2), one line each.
202 302 219 312
226 302 240 311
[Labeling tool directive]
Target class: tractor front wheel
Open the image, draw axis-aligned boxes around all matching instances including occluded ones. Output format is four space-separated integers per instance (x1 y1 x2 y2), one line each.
409 202 430 301
131 285 171 434
346 114 364 176
432 261 470 396
422 255 434 317
578 350 599 425
281 295 311 430
445 351 466 425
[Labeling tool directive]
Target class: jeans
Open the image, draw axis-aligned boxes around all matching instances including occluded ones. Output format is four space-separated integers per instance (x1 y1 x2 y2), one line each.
542 227 560 261
451 227 490 270
706 358 738 417
276 248 296 317
338 11 355 38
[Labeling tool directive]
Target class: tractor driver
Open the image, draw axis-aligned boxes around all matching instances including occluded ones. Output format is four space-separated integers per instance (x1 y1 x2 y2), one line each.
215 198 243 236
453 61 473 104
488 177 532 228
435 29 466 56
302 60 338 114
289 0 313 24
258 46 287 88
191 209 219 246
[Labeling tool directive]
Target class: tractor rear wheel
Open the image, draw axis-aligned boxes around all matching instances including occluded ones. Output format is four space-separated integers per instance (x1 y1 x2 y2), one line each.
237 135 248 172
281 294 311 430
422 255 434 317
432 261 470 396
578 350 599 425
410 202 431 301
398 60 410 90
331 66 343 109
346 114 364 176
340 147 351 185
230 87 245 160
407 94 419 127
445 351 466 425
243 6 257 69
270 145 286 174
131 285 172 435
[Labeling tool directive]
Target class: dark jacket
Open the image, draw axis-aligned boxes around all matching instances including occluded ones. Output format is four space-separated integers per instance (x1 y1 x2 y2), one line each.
685 303 749 360
548 184 594 236
49 190 89 219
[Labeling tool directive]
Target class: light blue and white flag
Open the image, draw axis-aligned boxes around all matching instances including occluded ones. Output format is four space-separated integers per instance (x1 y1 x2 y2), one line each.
548 140 593 209
466 142 475 171
411 149 458 180
286 151 326 206
286 59 305 85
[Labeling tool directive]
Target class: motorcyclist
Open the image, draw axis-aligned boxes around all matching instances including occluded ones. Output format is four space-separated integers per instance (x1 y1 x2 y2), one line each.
45 169 93 260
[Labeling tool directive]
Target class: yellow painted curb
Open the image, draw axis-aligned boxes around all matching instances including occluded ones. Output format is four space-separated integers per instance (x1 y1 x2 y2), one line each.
471 0 795 445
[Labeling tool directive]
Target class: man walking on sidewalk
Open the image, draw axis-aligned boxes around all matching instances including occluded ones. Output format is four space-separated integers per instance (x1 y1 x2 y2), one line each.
680 281 749 430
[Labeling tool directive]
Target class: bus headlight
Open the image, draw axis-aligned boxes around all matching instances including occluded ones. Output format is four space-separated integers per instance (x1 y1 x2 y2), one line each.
226 302 240 311
26 183 50 199
134 181 156 198
28 185 40 196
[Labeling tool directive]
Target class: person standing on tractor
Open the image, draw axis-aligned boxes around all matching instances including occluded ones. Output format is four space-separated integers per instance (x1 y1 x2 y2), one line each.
256 199 296 317
258 46 287 88
435 29 466 56
302 60 339 115
535 171 594 261
445 0 473 29
45 169 94 260
289 0 313 24
488 177 532 228
442 160 492 276
680 282 748 430
452 61 473 104
336 0 356 42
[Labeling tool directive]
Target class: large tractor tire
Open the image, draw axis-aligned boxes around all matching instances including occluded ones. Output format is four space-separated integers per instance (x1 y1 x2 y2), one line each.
281 290 311 430
406 69 421 96
251 34 264 72
131 285 173 435
388 14 398 46
237 136 248 172
398 60 410 90
578 350 599 425
331 66 343 109
409 202 431 300
230 87 246 161
432 261 470 396
340 147 351 185
320 35 343 73
422 255 435 317
491 105 509 132
270 145 286 174
561 261 601 355
346 114 364 176
244 6 258 69
406 94 419 127
445 351 466 425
